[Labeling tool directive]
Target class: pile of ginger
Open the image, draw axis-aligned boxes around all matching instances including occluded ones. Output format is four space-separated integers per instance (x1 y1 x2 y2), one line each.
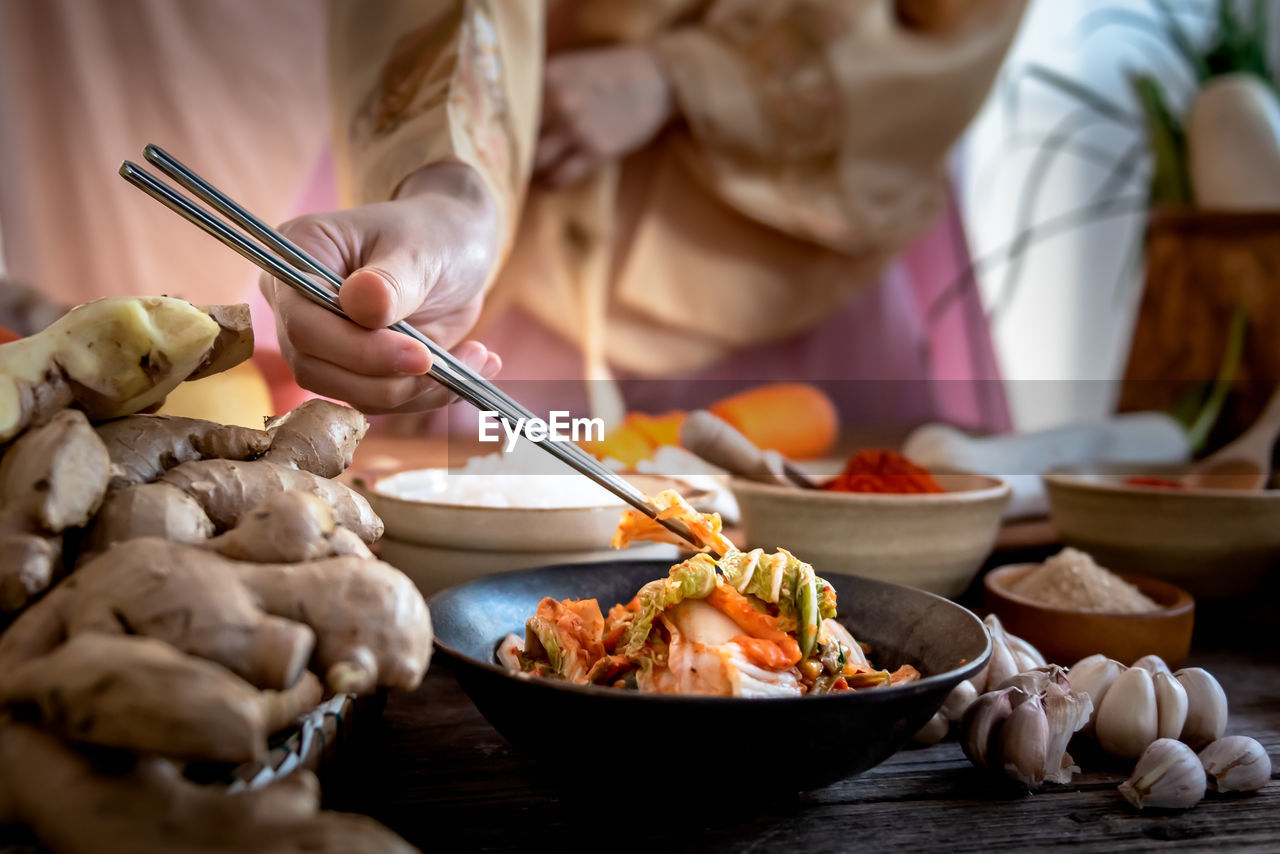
0 297 428 853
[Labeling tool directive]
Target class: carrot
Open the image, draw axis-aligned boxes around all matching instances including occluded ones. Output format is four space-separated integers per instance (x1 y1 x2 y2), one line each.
705 584 801 667
626 411 685 449
584 423 654 467
708 383 838 460
889 664 922 685
731 636 799 670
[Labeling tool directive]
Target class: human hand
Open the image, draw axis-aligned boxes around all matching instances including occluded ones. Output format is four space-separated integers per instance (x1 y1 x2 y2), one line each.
261 162 502 413
535 45 676 188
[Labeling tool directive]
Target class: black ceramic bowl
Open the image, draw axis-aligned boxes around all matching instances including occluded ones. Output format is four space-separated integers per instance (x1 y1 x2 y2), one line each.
431 560 990 792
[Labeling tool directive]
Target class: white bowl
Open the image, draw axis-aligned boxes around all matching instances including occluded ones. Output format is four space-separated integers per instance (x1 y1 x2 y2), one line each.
352 467 690 594
353 469 629 552
377 538 678 597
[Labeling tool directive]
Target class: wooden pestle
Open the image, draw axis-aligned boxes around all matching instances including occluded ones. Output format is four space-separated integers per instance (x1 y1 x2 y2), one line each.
679 410 816 489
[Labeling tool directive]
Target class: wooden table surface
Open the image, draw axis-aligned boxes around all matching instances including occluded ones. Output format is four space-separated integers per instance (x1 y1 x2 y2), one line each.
343 437 1277 852
338 599 1280 853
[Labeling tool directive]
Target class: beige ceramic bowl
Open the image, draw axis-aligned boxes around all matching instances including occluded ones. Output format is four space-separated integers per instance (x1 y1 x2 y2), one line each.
731 473 1011 598
1043 466 1280 598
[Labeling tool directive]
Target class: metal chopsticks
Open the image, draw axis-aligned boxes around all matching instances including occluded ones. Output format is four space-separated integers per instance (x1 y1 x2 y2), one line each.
118 145 712 554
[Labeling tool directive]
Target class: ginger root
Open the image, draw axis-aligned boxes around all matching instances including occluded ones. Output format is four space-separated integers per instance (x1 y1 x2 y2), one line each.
0 297 254 443
0 410 110 611
87 481 215 554
263 399 369 479
97 413 271 489
0 538 430 694
87 459 381 555
206 492 373 563
187 304 254 382
0 721 419 854
162 459 383 542
0 636 326 763
0 635 267 764
0 538 316 691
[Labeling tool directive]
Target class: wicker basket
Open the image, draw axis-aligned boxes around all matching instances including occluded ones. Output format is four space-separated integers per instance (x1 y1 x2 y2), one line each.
1120 208 1280 445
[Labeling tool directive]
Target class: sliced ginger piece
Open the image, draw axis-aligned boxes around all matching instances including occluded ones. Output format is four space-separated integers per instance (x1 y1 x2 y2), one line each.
0 297 253 443
0 722 418 854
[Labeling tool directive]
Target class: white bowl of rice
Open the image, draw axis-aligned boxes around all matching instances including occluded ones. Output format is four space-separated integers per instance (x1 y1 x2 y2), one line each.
352 447 705 555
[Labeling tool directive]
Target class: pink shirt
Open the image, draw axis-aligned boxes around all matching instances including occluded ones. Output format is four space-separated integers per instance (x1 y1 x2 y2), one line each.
0 0 329 309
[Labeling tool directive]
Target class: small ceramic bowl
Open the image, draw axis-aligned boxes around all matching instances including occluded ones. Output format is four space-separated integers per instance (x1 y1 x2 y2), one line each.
983 563 1195 668
1043 466 1280 598
731 473 1011 598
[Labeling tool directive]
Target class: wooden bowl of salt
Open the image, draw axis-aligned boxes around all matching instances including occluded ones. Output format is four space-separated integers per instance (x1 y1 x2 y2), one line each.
983 550 1195 668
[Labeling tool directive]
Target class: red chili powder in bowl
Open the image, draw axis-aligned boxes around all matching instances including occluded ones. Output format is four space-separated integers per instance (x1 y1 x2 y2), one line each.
823 449 945 495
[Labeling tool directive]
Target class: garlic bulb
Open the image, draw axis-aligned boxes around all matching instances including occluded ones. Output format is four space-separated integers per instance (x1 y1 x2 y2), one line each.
1175 667 1229 750
969 614 1047 695
1119 738 1207 809
1200 736 1272 793
962 665 1092 788
1092 655 1188 759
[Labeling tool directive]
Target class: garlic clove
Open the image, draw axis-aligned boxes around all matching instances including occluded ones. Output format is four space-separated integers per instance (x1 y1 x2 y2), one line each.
1119 738 1207 809
940 679 979 723
1067 655 1125 734
1176 667 1229 750
1152 671 1189 740
1069 653 1107 672
963 687 1018 769
913 711 949 745
1199 736 1272 793
984 634 1022 694
1132 654 1172 675
1041 676 1094 785
1096 665 1158 758
1007 633 1047 671
1000 693 1050 788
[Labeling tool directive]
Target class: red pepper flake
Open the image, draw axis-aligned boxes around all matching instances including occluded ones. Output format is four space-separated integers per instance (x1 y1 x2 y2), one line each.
823 449 945 495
